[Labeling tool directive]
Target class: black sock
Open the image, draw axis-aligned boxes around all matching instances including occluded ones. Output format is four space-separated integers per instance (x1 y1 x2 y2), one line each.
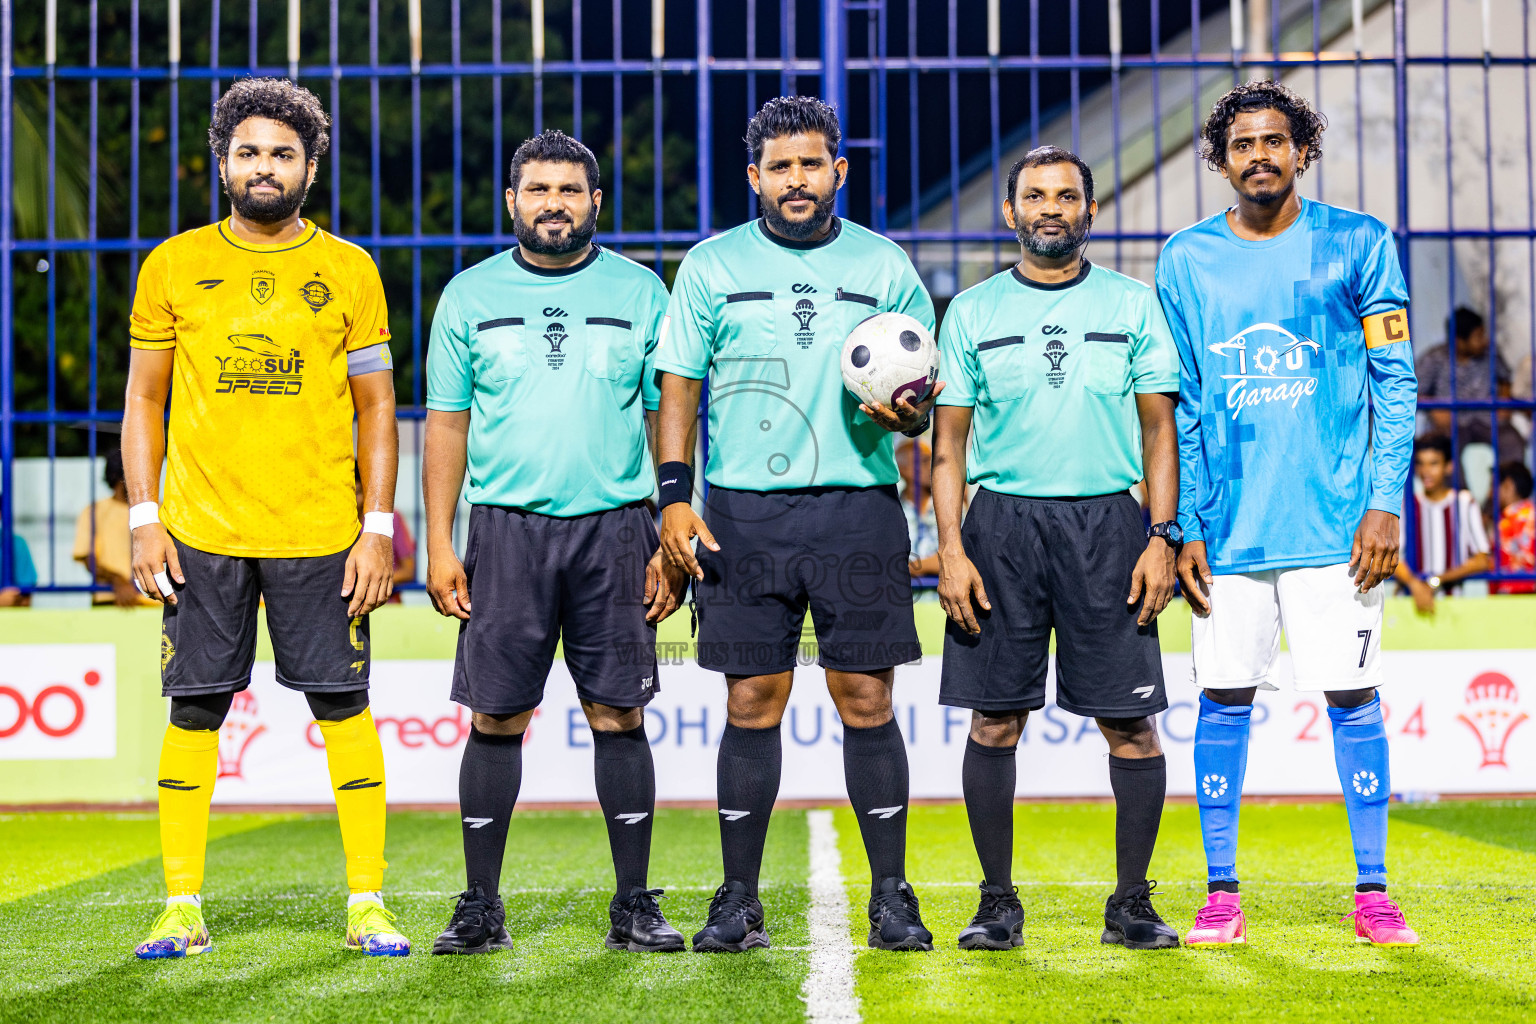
459 727 524 896
843 718 910 888
1209 880 1240 894
1108 754 1166 899
593 725 656 894
716 723 782 896
962 737 1016 888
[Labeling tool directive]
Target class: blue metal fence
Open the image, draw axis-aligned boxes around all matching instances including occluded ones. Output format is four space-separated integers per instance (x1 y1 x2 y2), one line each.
2 0 1534 596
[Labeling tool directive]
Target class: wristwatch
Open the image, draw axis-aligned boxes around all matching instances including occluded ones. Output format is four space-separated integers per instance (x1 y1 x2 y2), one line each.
1148 520 1184 549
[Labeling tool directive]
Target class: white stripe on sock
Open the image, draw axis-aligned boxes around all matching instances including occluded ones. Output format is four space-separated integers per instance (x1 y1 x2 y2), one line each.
802 809 861 1024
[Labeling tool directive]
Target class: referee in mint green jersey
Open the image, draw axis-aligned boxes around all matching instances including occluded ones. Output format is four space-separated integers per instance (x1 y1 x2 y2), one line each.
422 130 690 957
932 147 1183 953
655 97 939 953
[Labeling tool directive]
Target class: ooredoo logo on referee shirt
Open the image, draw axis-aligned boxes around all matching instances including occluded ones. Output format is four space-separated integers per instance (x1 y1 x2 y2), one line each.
0 644 117 760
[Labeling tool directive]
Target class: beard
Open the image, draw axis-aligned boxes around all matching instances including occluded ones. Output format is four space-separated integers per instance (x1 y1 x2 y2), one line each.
760 177 839 241
224 171 307 223
513 205 598 256
1018 212 1091 259
1239 163 1292 206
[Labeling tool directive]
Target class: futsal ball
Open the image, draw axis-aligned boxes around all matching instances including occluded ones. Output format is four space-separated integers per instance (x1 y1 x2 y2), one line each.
840 312 939 410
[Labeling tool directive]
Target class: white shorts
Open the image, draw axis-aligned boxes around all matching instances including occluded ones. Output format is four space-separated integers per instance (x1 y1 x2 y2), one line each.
1190 563 1384 693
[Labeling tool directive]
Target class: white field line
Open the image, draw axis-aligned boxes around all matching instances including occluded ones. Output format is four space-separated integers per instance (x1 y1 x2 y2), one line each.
802 808 861 1024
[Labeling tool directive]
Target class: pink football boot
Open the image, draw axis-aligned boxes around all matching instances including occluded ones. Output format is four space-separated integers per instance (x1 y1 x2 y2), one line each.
1184 891 1246 947
1348 891 1420 947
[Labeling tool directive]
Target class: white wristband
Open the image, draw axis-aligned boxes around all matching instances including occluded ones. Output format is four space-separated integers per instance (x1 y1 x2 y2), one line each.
362 511 395 538
128 502 160 530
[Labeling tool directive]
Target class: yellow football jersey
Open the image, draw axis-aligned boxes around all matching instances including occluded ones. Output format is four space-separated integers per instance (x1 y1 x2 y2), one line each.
129 219 392 558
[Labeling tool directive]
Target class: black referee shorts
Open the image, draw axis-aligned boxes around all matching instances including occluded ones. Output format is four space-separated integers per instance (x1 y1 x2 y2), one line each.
160 536 368 696
694 485 921 675
450 502 660 715
939 488 1166 719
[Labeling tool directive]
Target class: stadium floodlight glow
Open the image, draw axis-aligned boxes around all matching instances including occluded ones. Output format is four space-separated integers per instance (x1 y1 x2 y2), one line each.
288 0 300 80
409 0 422 75
532 0 546 64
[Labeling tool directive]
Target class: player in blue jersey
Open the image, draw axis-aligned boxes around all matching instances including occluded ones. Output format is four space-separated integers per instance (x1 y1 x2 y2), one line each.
1158 81 1420 948
656 97 939 952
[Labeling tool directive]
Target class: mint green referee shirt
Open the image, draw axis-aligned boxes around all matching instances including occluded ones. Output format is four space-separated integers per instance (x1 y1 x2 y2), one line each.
935 261 1179 497
654 218 936 491
426 245 668 516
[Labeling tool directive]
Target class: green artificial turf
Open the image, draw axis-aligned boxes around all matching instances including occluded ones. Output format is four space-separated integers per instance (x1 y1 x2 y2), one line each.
2 802 1533 1023
0 809 810 1024
839 802 1536 1023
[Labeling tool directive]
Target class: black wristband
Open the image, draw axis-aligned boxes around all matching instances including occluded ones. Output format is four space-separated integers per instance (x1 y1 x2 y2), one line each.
657 461 694 509
900 414 931 438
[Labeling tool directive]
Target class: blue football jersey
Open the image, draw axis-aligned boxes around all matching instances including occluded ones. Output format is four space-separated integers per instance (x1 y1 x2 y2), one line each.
1156 197 1416 574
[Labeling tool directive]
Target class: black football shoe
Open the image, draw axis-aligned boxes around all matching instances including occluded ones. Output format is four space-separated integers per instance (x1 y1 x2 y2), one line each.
691 880 769 952
867 877 934 951
957 883 1025 950
432 884 514 955
1101 880 1180 950
605 887 685 953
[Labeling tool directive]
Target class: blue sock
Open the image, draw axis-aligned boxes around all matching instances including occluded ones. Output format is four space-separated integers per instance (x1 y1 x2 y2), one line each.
1328 696 1390 888
1194 694 1251 887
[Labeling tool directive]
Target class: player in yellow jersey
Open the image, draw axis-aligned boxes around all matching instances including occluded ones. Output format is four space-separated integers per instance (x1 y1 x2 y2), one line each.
122 79 409 959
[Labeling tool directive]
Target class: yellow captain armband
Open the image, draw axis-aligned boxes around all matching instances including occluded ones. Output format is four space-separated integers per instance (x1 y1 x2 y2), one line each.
1363 308 1410 349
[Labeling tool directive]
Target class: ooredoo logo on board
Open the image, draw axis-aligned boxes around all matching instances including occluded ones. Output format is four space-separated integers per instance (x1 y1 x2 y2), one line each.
0 644 116 760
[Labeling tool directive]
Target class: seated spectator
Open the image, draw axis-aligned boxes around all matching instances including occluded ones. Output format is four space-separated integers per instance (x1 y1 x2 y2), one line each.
896 436 939 578
0 533 37 607
354 466 414 602
1393 434 1491 614
1492 461 1535 595
72 448 158 607
1416 307 1523 464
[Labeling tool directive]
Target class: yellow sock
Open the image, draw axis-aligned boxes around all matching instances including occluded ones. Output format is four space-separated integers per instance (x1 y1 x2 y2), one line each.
157 724 219 897
317 708 388 893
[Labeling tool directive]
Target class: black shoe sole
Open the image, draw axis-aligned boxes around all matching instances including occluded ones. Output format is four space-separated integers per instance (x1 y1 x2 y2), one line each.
605 932 686 953
431 937 514 955
957 931 1024 951
1100 927 1180 950
868 927 934 952
691 929 770 953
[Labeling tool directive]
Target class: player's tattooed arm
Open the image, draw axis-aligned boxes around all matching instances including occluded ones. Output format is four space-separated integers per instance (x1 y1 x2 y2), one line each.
656 372 718 581
422 409 472 619
933 406 990 634
123 348 185 605
345 369 399 617
1350 509 1401 593
1130 392 1179 625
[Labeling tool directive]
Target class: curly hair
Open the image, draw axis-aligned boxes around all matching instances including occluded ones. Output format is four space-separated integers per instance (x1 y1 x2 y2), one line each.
208 78 331 163
1200 80 1325 172
745 95 842 165
508 129 600 193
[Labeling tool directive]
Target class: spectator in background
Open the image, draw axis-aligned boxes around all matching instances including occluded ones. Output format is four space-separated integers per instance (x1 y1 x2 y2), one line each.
1393 434 1491 614
896 436 940 578
72 449 156 607
1492 461 1535 595
1416 307 1523 464
0 533 37 607
355 466 414 602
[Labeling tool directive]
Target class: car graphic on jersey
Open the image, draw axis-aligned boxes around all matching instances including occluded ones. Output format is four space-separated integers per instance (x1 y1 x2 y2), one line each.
214 333 305 396
1207 322 1322 420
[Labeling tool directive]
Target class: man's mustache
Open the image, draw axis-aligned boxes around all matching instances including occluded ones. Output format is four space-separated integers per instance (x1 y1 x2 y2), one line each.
243 175 284 192
535 211 573 224
1031 217 1069 231
778 189 821 205
1243 163 1282 179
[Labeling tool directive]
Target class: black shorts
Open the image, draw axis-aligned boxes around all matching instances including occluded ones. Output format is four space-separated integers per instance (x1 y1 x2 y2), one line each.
161 537 368 697
939 488 1166 718
451 503 660 715
695 485 921 675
